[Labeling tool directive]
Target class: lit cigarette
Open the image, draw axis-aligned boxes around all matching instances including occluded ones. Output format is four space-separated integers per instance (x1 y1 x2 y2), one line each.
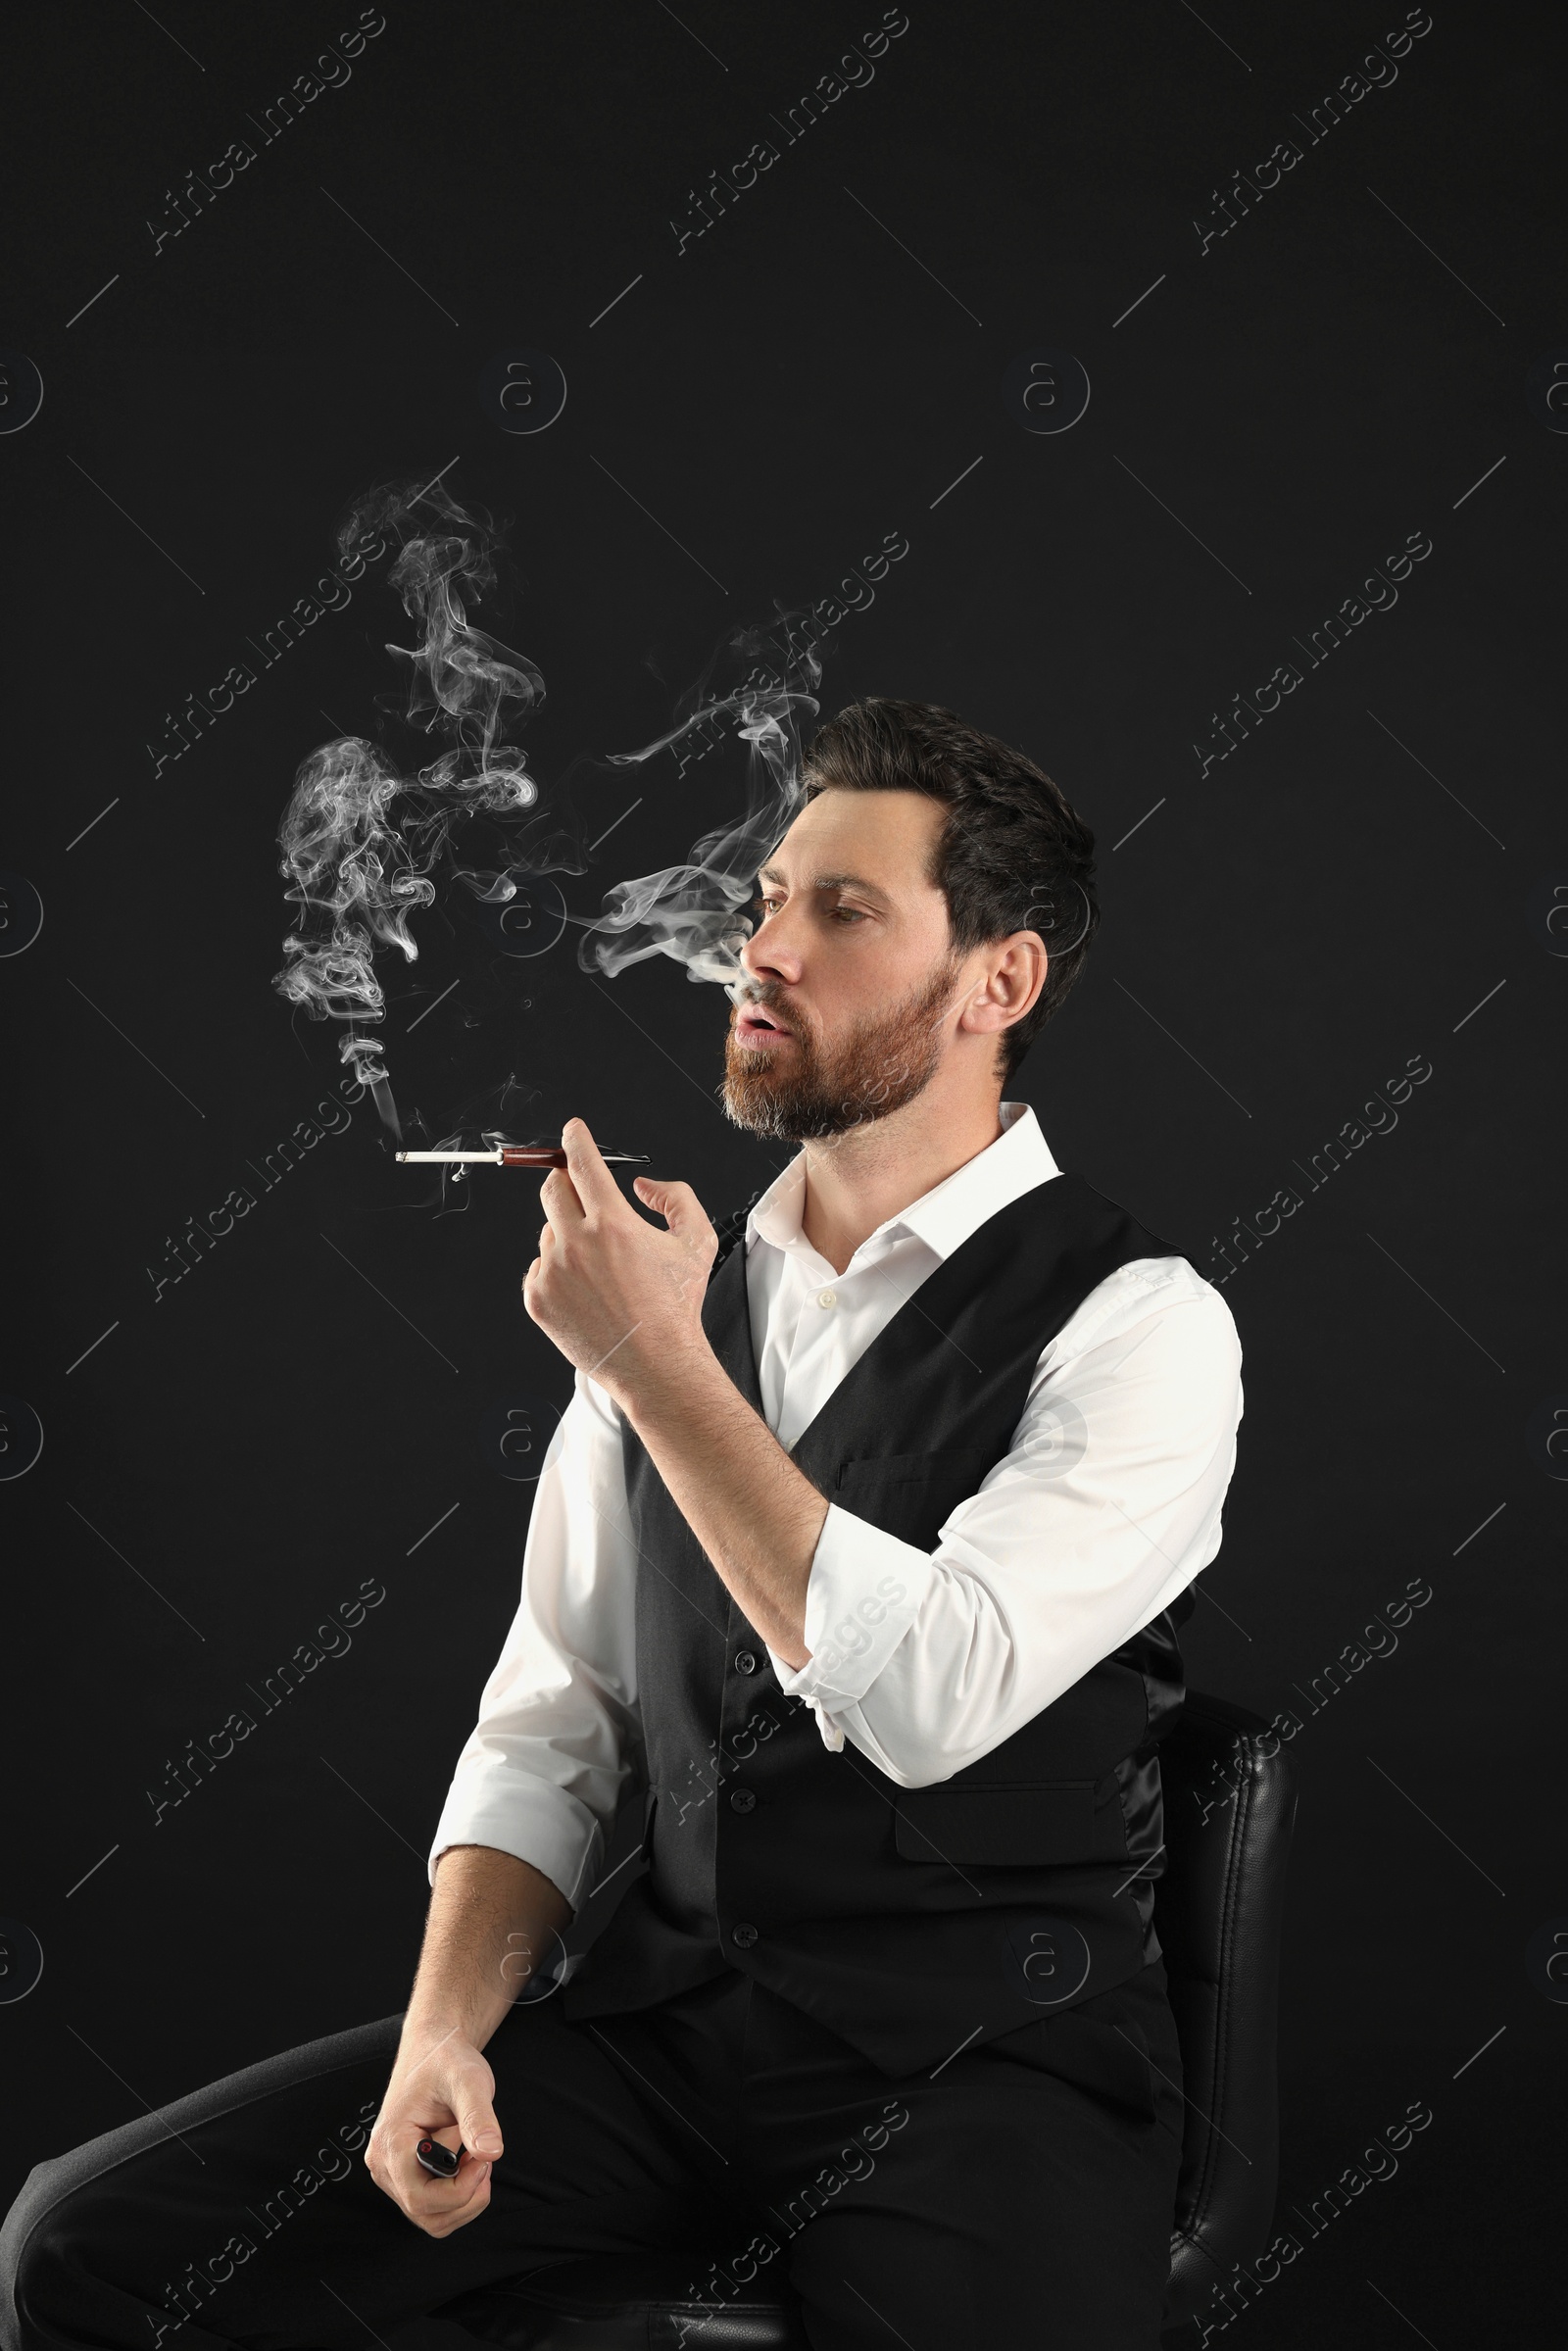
395 1146 649 1168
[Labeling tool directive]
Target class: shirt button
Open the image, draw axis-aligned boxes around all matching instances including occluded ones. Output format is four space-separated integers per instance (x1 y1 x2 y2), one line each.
730 1788 757 1813
735 1650 757 1675
731 1922 760 1948
816 1288 838 1309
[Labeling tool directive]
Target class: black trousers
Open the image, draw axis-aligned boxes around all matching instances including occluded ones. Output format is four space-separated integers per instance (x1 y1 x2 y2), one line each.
0 1957 1184 2351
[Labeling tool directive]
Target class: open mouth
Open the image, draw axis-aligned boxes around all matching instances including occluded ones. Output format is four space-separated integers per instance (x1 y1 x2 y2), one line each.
734 1004 795 1046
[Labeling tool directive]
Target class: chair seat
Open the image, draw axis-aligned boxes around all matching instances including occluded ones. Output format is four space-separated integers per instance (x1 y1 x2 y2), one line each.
440 2255 807 2349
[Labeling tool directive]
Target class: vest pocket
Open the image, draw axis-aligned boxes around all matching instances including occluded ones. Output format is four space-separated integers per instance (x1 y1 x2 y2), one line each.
893 1780 1103 1864
834 1447 997 1489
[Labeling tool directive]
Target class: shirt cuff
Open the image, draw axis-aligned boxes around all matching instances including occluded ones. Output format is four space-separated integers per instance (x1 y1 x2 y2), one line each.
763 1502 935 1747
426 1776 604 1915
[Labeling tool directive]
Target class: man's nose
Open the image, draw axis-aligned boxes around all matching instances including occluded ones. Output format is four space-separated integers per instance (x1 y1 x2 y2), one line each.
740 911 803 986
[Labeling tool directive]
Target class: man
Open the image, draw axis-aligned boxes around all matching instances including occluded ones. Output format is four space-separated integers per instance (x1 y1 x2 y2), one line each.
1 699 1242 2351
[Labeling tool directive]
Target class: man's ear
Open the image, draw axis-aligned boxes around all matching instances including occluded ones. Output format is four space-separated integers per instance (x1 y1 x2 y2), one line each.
958 933 1047 1035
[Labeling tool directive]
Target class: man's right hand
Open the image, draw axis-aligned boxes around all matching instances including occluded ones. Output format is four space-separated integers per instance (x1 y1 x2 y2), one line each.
366 1844 570 2235
364 2029 506 2237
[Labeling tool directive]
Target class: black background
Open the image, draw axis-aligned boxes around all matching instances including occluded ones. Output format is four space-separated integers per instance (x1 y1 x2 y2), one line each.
2 2 1564 2342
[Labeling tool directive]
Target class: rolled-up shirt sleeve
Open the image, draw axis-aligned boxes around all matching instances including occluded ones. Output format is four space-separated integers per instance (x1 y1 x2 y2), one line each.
426 1368 643 1913
763 1262 1244 1787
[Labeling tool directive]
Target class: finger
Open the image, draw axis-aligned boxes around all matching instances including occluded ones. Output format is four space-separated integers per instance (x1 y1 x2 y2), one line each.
459 2097 504 2161
409 2154 493 2232
443 2147 493 2198
395 2132 471 2198
539 1165 586 1235
427 2171 493 2236
413 2079 501 2213
562 1117 624 1216
632 1176 713 1241
442 2164 495 2228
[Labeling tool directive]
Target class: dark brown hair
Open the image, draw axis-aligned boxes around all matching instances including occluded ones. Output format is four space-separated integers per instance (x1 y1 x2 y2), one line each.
800 697 1100 1080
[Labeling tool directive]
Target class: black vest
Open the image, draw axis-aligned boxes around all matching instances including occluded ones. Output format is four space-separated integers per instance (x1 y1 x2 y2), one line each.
560 1170 1199 2079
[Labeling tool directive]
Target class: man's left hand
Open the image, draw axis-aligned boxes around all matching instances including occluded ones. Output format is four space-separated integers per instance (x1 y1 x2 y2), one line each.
521 1117 719 1400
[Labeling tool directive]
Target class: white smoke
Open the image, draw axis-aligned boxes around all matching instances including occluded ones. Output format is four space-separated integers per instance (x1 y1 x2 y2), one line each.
578 617 822 995
272 475 830 1157
271 477 548 1139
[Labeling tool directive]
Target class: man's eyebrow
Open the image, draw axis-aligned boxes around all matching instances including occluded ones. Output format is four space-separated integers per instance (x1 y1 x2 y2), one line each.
756 863 892 902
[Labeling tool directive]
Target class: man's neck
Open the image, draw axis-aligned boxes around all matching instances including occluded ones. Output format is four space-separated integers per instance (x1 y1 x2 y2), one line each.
795 1091 1008 1276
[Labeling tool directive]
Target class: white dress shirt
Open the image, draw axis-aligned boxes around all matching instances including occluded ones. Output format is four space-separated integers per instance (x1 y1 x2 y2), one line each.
427 1102 1244 1912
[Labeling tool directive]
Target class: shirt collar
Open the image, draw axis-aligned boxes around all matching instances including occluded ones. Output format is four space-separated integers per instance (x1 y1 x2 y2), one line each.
745 1100 1060 1272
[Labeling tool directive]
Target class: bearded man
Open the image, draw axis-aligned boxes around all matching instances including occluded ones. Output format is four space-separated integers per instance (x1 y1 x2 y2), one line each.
2 699 1242 2351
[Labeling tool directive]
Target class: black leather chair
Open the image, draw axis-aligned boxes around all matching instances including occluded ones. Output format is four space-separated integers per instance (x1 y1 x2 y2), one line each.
435 1692 1297 2350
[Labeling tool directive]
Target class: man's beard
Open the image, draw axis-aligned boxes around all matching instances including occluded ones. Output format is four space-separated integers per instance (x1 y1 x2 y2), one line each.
721 953 961 1143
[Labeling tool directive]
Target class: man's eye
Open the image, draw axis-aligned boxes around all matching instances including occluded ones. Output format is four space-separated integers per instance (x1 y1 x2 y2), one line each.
832 907 866 923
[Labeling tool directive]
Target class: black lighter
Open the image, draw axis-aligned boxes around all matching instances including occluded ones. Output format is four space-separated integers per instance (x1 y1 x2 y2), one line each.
415 2135 464 2179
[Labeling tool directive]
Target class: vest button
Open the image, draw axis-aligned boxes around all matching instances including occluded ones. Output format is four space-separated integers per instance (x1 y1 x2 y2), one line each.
730 1788 757 1813
731 1921 760 1948
734 1650 757 1675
